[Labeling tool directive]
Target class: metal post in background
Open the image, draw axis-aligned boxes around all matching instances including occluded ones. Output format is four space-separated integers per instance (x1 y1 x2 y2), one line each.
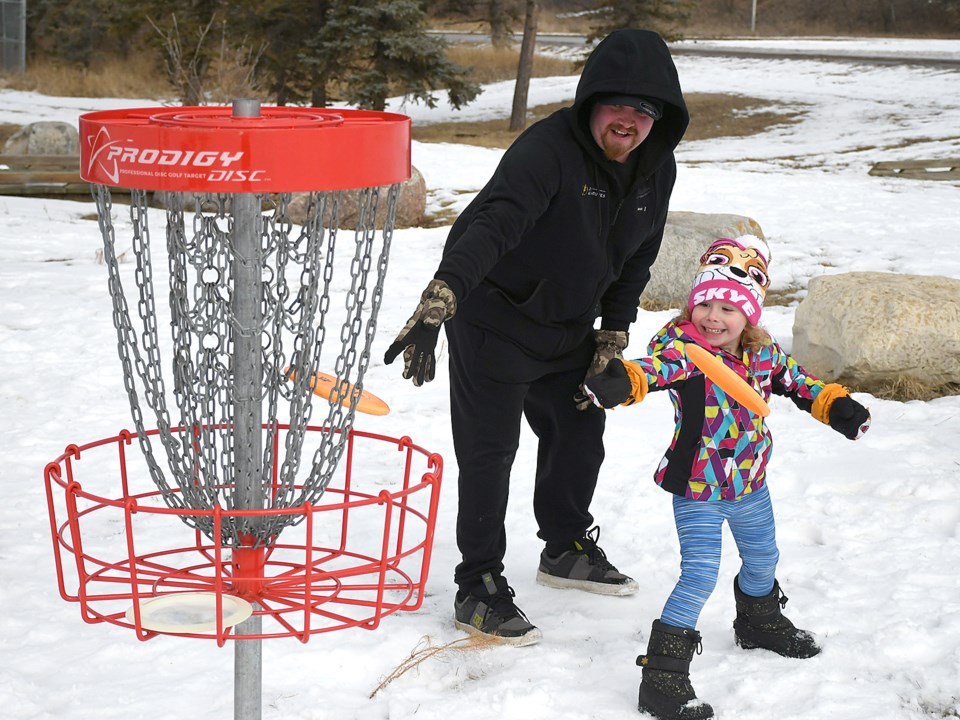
0 0 27 74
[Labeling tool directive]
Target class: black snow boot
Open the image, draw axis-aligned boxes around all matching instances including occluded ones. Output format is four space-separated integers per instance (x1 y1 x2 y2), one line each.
733 574 821 659
637 620 714 720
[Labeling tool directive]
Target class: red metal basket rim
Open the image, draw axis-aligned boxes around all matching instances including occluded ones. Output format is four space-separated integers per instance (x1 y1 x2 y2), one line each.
44 424 442 515
43 423 443 642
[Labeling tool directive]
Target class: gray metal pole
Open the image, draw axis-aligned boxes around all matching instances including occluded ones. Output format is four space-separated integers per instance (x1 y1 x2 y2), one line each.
751 0 757 33
18 0 25 73
231 97 264 720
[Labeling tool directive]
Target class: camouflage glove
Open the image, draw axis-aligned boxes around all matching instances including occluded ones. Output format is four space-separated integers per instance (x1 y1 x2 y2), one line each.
384 278 457 386
573 329 629 411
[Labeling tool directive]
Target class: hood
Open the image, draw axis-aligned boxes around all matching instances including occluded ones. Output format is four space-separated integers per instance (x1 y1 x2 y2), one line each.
573 29 689 173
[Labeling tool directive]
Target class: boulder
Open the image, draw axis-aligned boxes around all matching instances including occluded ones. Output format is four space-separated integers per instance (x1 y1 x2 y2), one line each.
640 211 765 311
792 271 960 394
3 121 80 155
286 165 426 230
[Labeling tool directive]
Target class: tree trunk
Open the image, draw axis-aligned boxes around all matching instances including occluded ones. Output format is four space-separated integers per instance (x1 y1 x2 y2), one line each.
882 0 897 32
310 76 327 108
509 0 539 132
488 0 512 48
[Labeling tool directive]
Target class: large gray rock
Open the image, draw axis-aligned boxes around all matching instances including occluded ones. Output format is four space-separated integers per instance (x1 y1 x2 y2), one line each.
3 121 80 155
640 211 765 311
286 166 426 230
792 271 960 394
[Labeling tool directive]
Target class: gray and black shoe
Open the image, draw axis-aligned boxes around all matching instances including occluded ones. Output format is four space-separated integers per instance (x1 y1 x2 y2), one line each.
536 525 639 596
454 572 543 646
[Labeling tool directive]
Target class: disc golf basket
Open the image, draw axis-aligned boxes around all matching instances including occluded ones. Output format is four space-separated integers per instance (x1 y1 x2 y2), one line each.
43 100 443 720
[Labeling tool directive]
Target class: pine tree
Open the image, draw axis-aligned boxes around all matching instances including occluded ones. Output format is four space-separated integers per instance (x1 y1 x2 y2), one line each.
324 0 480 111
238 0 480 111
587 0 696 42
27 0 147 67
487 0 522 48
233 0 321 106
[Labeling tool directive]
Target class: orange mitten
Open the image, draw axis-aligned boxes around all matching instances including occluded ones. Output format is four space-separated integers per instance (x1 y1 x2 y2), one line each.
583 358 648 409
620 360 649 406
811 383 849 425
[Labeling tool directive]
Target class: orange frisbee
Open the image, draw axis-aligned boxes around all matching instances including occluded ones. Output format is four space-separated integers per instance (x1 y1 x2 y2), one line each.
685 344 770 417
287 369 390 416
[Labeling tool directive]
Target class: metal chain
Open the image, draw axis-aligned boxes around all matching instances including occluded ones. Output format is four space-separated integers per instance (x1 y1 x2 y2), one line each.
97 185 398 547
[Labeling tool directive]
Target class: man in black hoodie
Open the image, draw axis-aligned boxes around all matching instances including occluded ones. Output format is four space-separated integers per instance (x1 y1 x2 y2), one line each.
385 29 689 646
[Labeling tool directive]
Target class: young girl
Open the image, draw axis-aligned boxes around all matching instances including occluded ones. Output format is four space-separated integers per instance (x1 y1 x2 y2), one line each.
585 236 870 720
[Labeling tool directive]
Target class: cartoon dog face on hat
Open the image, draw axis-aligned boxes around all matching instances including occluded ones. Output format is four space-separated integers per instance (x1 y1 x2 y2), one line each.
687 236 771 324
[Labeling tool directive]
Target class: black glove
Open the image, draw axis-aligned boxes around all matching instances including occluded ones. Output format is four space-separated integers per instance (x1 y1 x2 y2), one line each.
574 328 629 411
583 358 633 408
384 278 457 386
828 396 871 440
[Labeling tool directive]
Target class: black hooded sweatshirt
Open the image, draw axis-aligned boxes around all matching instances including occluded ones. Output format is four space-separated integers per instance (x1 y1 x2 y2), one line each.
435 29 689 366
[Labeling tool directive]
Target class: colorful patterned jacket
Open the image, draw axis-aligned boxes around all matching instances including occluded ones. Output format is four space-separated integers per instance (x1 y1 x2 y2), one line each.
633 319 826 501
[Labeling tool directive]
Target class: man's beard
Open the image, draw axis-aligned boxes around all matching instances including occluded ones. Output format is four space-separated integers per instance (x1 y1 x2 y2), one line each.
600 128 638 162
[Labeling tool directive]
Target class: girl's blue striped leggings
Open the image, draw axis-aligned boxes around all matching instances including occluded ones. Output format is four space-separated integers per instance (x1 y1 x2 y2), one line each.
660 484 779 630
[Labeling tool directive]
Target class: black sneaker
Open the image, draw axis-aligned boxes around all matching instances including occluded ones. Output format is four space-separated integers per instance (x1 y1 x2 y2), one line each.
454 572 543 646
536 526 639 596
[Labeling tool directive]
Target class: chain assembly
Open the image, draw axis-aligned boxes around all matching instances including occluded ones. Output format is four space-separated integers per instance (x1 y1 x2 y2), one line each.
94 184 399 547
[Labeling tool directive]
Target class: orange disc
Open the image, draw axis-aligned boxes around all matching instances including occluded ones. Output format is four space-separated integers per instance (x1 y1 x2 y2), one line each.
685 344 770 417
287 369 390 416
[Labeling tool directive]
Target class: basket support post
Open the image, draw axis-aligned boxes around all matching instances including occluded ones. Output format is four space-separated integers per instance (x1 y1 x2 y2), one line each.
231 97 264 720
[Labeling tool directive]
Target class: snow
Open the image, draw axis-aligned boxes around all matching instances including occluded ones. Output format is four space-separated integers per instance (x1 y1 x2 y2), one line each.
2 38 959 720
671 35 960 62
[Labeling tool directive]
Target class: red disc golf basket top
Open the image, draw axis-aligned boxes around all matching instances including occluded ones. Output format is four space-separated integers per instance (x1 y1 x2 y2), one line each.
79 105 411 192
46 101 442 669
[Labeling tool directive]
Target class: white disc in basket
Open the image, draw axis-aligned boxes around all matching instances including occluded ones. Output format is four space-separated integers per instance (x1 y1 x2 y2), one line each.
125 592 253 633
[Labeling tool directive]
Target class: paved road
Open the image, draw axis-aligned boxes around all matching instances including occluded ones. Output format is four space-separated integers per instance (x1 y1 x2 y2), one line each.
432 30 960 69
668 42 960 69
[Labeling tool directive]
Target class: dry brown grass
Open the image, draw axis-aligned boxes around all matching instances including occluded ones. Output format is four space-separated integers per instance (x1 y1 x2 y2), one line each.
0 123 19 147
863 375 960 402
445 45 578 84
0 43 576 102
369 634 497 698
0 53 172 99
412 92 803 148
412 100 567 147
432 8 591 36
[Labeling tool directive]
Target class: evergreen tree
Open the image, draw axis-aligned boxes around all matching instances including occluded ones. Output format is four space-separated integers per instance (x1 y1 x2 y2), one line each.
296 0 370 107
487 0 523 47
233 0 479 110
27 0 146 66
336 0 480 111
587 0 695 42
232 0 319 106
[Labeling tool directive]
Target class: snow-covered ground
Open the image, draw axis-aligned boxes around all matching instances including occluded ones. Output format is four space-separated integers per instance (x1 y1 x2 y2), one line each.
673 35 960 62
1 39 959 720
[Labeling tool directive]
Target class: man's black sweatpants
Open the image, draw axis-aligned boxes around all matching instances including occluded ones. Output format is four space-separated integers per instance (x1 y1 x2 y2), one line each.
446 316 606 593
